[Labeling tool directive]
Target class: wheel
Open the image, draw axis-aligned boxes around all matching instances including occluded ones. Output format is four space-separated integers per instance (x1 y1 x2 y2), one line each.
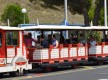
20 70 24 76
20 69 28 76
23 70 28 74
9 71 19 77
0 73 3 78
71 64 79 69
43 67 52 72
52 67 58 71
97 60 103 65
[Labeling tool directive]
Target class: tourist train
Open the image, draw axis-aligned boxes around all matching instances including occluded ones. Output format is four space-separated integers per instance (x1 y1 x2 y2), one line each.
0 25 108 76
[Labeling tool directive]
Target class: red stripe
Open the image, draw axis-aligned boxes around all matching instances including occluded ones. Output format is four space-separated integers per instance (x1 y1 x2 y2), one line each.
15 62 26 65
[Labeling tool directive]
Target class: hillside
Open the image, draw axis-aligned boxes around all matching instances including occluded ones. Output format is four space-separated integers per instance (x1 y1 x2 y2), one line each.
0 0 84 25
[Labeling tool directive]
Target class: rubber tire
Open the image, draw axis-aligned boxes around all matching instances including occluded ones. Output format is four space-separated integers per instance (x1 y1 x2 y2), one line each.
43 67 52 73
0 73 3 78
97 60 103 65
71 64 79 69
9 71 19 77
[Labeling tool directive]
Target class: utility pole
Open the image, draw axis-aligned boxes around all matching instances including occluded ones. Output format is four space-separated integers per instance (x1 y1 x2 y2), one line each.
64 0 68 25
64 0 69 39
104 0 107 27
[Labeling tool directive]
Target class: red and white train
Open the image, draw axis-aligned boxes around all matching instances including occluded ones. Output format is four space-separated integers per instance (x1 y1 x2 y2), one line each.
0 25 108 76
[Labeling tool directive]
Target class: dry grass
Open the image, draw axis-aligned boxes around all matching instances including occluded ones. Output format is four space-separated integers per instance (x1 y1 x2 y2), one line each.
0 0 84 25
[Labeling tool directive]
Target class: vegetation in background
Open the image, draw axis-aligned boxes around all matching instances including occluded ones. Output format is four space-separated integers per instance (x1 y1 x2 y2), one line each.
30 0 108 26
87 31 102 42
1 4 29 27
0 0 107 26
42 0 92 26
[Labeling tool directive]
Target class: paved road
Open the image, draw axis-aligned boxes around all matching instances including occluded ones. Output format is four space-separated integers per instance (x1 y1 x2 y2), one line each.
1 64 108 80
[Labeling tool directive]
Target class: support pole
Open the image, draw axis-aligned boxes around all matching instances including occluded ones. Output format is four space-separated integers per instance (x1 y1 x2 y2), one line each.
104 0 107 40
24 13 25 24
7 19 10 26
64 0 68 39
64 0 68 23
104 0 107 27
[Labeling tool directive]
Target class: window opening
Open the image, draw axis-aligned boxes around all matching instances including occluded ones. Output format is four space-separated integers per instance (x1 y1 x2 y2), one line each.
6 31 18 46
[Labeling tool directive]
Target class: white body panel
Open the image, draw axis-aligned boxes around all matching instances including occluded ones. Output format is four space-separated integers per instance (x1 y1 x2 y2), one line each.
7 48 15 63
51 49 59 59
33 49 49 60
7 48 15 57
78 47 86 56
89 46 102 55
0 65 14 73
60 48 68 58
0 64 32 73
17 32 23 56
103 45 108 54
70 48 77 57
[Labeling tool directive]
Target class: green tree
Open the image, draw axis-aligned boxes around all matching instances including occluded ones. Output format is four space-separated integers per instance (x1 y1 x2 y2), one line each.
42 0 107 26
30 0 107 26
68 0 92 26
93 0 104 26
40 0 92 26
89 0 108 26
1 4 29 27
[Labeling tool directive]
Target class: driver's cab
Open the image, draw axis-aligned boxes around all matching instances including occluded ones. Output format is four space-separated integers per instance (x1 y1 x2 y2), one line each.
0 26 27 66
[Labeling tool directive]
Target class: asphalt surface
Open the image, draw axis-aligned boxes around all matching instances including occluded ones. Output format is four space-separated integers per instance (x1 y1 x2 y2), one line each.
1 64 108 80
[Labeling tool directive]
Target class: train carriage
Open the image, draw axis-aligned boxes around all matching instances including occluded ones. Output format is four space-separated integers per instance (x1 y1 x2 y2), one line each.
0 26 32 76
87 26 108 64
22 25 89 71
22 25 108 70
